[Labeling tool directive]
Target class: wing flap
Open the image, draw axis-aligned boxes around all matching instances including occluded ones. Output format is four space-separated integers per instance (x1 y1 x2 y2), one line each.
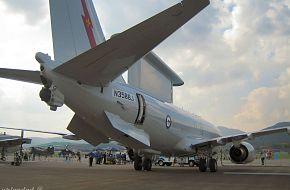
104 111 150 148
54 0 210 86
0 68 41 84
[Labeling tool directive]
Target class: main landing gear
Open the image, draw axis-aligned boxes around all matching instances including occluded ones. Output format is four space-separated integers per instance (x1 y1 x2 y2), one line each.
134 154 152 171
198 158 217 172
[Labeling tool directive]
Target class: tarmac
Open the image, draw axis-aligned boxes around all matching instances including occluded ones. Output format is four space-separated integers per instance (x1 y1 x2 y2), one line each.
0 158 290 190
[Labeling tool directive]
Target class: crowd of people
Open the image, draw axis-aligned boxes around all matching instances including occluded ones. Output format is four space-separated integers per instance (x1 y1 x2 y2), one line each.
86 151 127 167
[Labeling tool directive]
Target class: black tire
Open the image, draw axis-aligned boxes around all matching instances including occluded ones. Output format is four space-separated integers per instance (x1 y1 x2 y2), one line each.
165 162 172 166
127 149 135 161
143 158 152 171
158 160 165 166
199 158 207 172
209 158 217 172
134 156 142 171
189 160 195 167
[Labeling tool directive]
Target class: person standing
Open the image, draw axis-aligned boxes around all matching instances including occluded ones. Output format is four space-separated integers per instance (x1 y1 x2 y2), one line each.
103 153 107 164
77 152 81 162
260 151 265 165
88 152 95 167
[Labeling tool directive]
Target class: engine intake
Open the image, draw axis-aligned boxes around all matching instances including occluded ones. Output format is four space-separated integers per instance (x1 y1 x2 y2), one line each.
229 142 255 164
39 87 51 102
39 85 64 111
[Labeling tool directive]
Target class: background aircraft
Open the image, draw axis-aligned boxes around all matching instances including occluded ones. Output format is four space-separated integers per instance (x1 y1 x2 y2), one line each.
0 0 289 172
0 126 79 164
30 146 55 159
0 132 31 161
58 145 77 158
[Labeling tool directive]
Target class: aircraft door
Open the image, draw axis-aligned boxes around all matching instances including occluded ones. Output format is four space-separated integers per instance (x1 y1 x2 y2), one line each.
135 94 146 125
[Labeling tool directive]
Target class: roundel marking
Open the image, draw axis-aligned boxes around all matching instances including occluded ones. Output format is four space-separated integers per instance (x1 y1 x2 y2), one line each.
166 115 172 129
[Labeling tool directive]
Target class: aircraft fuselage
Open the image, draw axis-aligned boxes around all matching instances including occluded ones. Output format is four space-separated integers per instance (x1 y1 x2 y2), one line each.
45 69 221 156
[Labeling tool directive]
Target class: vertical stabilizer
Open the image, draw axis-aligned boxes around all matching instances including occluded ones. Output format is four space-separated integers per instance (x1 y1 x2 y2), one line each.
49 0 105 65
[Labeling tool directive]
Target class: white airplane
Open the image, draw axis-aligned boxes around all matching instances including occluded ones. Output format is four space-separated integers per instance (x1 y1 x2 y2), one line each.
0 0 289 172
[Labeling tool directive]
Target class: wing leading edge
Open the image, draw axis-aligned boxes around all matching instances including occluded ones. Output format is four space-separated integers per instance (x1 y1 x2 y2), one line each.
0 137 32 147
0 68 41 84
54 0 210 87
0 126 80 141
189 127 290 150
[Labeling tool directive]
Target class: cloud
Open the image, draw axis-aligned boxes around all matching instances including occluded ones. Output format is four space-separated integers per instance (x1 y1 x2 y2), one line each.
0 0 290 136
1 0 48 25
234 84 290 131
0 83 73 136
155 0 290 131
94 0 179 38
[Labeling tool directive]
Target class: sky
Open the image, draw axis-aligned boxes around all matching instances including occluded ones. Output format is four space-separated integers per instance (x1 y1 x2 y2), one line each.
0 0 290 137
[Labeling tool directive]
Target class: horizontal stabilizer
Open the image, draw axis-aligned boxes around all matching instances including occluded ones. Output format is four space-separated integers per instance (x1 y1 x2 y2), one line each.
104 111 150 147
54 0 210 86
0 68 41 84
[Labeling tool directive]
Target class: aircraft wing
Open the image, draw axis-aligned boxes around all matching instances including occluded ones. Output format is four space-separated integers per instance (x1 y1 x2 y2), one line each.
0 126 80 140
0 68 42 84
53 0 210 87
0 137 32 147
189 127 290 149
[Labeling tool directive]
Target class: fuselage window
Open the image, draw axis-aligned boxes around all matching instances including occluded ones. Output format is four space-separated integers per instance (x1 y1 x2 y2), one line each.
135 93 146 125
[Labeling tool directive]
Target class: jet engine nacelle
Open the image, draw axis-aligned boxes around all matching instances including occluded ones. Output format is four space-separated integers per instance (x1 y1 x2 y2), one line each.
229 142 255 164
39 85 64 111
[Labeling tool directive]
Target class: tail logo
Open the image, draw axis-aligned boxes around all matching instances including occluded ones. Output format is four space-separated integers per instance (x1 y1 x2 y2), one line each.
81 0 97 48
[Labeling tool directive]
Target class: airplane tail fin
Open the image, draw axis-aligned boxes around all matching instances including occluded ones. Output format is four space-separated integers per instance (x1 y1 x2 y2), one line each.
49 0 106 65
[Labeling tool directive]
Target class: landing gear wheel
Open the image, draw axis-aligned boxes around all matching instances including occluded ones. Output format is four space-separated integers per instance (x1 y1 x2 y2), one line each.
143 158 152 171
199 158 207 172
134 155 142 171
209 158 217 172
